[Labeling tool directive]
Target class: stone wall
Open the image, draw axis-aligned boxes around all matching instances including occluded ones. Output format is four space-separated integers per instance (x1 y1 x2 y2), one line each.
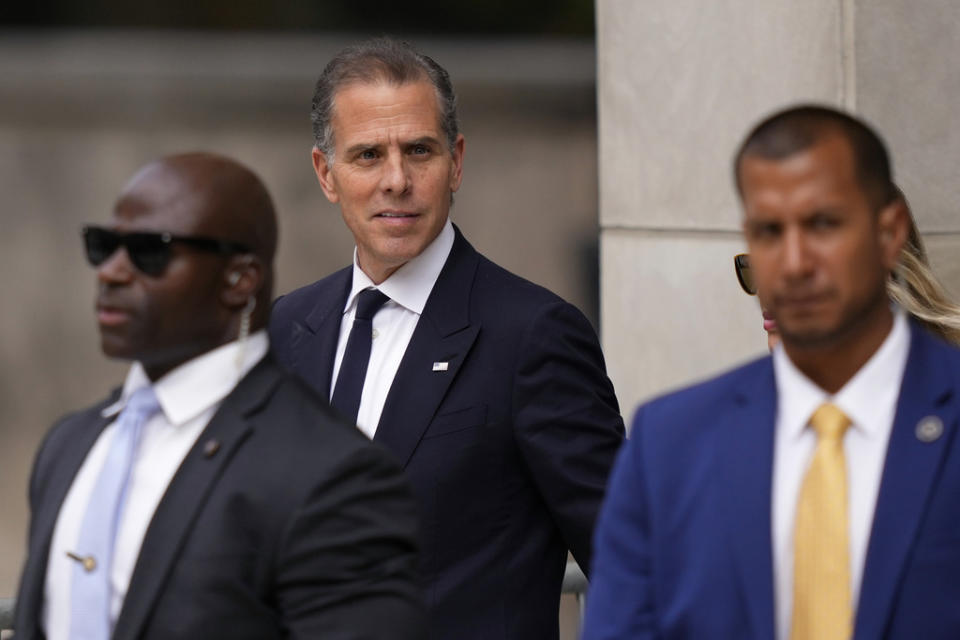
598 0 960 420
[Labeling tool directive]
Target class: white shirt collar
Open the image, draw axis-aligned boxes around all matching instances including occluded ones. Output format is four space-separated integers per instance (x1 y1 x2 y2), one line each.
102 330 270 425
345 218 455 316
773 308 910 440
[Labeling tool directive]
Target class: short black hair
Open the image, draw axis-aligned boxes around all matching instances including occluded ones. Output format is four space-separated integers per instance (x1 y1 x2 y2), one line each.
734 104 897 209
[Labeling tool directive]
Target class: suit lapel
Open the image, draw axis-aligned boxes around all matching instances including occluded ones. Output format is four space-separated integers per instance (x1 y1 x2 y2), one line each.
111 359 282 640
374 229 480 469
854 326 958 640
16 397 117 637
289 267 352 399
717 359 777 640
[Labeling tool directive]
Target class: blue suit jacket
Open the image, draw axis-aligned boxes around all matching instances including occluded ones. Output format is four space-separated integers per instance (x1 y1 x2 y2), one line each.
583 322 960 640
270 227 625 639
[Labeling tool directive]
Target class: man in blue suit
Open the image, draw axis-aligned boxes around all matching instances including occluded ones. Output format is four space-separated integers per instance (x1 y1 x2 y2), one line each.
269 38 625 639
583 105 960 640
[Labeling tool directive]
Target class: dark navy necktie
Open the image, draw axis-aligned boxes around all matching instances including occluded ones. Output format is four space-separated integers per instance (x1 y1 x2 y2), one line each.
330 288 390 423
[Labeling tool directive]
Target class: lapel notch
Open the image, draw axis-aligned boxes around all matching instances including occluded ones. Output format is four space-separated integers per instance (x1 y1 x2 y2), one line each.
854 327 958 639
374 227 480 468
375 323 480 468
289 268 352 398
16 396 117 636
111 360 281 640
719 359 777 640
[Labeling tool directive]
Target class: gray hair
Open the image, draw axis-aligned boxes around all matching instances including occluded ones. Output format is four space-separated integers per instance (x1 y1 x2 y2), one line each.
310 37 460 164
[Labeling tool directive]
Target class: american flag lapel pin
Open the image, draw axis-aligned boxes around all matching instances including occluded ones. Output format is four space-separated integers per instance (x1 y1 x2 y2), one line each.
432 362 449 372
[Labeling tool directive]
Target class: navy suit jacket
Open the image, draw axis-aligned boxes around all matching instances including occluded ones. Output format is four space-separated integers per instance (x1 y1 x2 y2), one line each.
270 227 625 639
15 354 425 640
583 322 960 640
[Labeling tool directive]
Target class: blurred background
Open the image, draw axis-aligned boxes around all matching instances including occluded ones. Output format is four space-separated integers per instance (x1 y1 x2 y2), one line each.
0 2 601 635
4 2 959 638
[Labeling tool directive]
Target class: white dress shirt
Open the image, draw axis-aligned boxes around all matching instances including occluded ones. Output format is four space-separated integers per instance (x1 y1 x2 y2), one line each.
330 218 454 438
771 310 909 640
43 330 269 640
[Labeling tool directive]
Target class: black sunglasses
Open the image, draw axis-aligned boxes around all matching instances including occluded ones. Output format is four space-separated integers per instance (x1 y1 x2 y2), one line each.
83 225 252 277
734 253 757 295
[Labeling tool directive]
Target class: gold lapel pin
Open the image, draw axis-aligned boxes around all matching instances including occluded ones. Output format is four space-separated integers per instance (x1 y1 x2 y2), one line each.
203 439 221 458
66 551 97 572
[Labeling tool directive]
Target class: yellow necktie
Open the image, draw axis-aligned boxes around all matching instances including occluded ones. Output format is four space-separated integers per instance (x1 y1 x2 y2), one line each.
791 403 853 640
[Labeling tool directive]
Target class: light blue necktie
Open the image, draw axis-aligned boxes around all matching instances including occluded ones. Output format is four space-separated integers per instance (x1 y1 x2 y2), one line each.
68 386 160 639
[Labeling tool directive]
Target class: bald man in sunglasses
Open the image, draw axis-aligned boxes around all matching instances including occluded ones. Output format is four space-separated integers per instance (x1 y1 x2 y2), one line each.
13 152 425 640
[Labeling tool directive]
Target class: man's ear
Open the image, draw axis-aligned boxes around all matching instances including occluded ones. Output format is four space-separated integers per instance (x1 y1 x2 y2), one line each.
878 195 909 272
221 255 263 309
448 133 465 193
311 147 340 204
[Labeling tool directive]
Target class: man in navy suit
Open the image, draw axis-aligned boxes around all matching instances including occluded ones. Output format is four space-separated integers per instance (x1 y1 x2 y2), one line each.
583 105 960 640
269 38 625 639
14 153 424 639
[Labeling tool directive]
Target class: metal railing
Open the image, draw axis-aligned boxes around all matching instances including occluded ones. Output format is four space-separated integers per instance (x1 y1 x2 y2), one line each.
0 598 13 632
0 564 587 635
562 560 588 621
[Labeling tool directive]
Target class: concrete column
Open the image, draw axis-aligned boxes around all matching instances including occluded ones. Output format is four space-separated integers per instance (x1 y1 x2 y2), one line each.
598 0 960 419
854 0 960 289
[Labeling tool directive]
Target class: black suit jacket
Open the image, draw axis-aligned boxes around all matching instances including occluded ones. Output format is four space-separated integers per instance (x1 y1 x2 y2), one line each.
14 354 425 640
270 228 625 639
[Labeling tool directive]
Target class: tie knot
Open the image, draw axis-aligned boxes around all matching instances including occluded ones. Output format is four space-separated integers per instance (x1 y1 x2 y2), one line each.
124 386 161 420
809 403 851 441
355 288 390 321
